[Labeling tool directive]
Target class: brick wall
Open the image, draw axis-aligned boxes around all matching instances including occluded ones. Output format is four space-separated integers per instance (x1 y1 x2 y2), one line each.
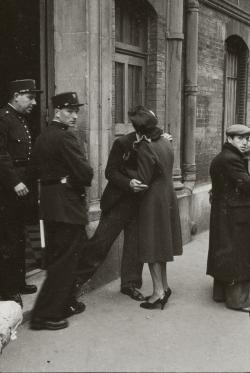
196 3 250 182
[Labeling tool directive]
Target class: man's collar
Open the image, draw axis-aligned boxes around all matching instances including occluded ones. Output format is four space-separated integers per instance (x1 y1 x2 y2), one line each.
7 103 26 118
51 120 68 130
135 133 151 142
223 141 245 157
8 103 16 111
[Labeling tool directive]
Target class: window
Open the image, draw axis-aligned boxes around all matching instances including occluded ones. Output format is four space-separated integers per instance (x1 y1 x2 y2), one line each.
224 36 249 135
114 0 148 136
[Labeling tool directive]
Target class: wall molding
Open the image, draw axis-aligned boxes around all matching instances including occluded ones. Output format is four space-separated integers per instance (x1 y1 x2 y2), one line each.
200 0 250 26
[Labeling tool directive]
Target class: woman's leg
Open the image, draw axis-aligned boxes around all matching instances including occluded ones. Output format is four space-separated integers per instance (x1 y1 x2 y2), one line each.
148 262 165 302
161 263 169 291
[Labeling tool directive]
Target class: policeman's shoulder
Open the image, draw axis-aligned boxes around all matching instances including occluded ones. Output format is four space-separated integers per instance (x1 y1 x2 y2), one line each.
0 106 13 119
0 107 13 127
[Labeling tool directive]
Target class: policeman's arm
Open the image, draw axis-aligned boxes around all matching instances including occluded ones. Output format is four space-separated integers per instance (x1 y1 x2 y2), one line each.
0 120 21 189
61 132 93 188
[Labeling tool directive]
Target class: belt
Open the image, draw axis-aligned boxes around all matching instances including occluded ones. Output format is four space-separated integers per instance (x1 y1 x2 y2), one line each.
40 176 68 186
13 159 29 167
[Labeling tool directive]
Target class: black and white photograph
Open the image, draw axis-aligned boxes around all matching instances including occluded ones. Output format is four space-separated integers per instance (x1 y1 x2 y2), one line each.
1 0 250 372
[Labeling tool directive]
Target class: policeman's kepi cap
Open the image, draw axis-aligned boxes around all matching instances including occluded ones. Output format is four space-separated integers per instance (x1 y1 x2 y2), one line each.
9 79 43 94
226 124 250 137
51 92 84 109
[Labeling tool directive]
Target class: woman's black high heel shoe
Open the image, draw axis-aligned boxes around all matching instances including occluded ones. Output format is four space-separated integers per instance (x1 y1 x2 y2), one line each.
144 288 172 302
140 295 167 310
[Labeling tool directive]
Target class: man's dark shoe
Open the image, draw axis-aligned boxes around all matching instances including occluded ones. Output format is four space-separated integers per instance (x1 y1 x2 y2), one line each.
1 292 23 308
20 284 37 294
64 300 86 317
30 317 69 330
121 287 145 301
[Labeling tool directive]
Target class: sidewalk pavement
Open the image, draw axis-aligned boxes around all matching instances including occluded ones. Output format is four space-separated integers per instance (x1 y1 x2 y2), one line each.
1 230 250 372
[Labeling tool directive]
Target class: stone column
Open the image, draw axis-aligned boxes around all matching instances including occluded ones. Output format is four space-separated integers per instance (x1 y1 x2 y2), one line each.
183 0 199 192
166 0 184 190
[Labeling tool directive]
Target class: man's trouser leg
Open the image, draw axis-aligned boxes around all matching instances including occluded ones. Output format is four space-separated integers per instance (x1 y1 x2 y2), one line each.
78 197 137 285
120 214 143 289
0 203 26 296
32 222 87 321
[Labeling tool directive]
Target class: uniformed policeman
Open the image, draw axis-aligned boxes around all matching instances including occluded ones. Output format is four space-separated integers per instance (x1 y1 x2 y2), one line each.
30 92 93 330
0 79 42 306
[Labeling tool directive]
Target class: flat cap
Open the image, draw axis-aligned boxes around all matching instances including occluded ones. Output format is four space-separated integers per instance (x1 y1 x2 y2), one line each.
226 124 250 136
51 92 83 109
9 79 42 94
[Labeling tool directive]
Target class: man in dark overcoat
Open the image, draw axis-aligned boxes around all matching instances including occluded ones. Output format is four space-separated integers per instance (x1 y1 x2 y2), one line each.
30 92 93 330
207 124 250 312
0 79 42 306
78 130 146 301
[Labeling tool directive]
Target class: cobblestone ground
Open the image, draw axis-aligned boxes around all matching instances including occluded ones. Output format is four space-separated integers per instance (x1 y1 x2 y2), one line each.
1 231 250 372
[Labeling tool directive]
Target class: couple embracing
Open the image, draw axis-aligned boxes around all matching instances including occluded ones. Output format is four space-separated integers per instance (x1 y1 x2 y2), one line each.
79 105 183 309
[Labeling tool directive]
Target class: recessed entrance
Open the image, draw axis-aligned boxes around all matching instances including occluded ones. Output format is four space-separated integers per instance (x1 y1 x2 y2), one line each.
0 0 41 138
0 0 53 271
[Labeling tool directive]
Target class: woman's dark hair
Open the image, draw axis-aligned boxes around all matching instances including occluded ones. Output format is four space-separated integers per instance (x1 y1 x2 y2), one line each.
128 105 162 139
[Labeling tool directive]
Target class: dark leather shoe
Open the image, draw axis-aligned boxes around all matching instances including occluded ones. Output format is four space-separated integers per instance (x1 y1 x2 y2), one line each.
228 306 250 313
1 292 23 308
121 287 145 301
20 284 37 294
64 301 86 317
140 296 166 310
30 318 69 330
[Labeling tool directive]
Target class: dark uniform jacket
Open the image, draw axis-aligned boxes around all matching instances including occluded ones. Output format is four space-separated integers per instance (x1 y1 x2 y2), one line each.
30 121 93 225
207 142 250 283
100 132 138 213
0 104 32 191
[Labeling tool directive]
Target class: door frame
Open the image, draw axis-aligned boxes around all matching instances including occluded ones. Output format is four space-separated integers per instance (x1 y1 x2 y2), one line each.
40 0 54 131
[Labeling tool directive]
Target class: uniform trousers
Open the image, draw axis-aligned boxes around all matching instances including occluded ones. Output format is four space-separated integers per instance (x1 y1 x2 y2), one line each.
32 221 88 321
0 193 26 295
78 197 143 288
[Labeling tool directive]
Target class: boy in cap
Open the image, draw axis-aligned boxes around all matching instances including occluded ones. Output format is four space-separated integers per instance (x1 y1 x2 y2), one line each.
207 124 250 312
0 79 42 306
30 92 93 330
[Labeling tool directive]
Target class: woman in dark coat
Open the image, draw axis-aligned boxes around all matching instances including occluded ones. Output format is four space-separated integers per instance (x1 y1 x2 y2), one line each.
127 106 183 309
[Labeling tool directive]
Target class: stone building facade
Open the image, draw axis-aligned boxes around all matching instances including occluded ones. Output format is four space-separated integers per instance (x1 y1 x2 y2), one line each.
1 0 250 284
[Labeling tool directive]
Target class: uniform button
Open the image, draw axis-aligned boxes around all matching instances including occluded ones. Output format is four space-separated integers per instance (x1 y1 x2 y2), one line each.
5 110 9 114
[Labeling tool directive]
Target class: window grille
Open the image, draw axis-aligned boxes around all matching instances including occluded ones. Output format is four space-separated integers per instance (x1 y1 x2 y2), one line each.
114 0 148 136
223 36 249 138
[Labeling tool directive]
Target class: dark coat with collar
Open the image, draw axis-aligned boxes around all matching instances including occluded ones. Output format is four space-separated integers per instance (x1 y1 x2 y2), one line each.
100 132 138 213
126 136 183 262
0 104 32 191
30 121 93 225
207 142 250 283
0 104 36 225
